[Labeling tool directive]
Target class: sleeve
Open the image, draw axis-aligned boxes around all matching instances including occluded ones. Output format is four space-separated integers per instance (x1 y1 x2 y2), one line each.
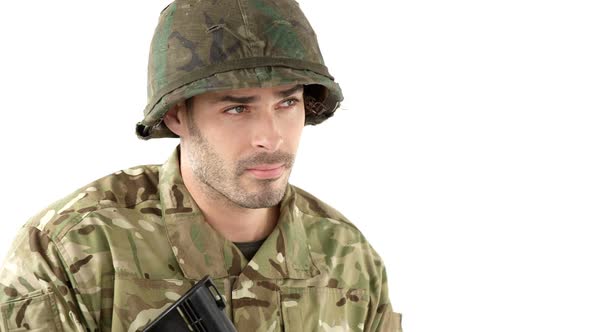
0 226 91 331
363 253 403 332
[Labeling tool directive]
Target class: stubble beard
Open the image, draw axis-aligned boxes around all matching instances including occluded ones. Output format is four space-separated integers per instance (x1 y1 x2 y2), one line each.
184 125 295 209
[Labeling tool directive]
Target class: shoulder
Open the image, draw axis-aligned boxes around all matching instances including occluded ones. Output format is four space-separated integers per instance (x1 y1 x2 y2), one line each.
290 184 383 261
291 185 376 246
290 185 387 290
291 185 357 229
25 164 161 241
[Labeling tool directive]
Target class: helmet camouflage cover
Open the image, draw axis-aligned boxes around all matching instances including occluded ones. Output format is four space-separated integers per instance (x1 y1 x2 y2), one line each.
136 0 344 140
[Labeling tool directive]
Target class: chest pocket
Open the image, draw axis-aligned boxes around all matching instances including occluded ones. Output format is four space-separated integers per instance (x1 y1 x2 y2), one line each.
0 290 62 332
280 287 369 331
111 277 188 332
111 276 231 332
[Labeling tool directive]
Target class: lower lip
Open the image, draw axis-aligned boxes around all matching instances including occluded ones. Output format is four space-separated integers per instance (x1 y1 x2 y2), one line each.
246 166 285 179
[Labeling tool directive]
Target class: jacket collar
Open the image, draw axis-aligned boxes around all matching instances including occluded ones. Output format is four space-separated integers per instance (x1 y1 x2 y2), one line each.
159 147 320 281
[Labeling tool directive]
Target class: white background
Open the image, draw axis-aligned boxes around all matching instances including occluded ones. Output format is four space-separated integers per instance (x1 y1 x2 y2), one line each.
1 1 589 331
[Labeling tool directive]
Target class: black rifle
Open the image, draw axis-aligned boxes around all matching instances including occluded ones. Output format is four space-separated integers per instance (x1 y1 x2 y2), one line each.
143 275 237 332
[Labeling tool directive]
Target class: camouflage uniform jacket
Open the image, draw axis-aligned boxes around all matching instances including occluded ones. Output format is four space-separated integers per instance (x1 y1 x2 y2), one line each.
0 148 402 331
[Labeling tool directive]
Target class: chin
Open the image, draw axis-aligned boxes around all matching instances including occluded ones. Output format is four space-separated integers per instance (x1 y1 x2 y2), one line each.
236 182 288 209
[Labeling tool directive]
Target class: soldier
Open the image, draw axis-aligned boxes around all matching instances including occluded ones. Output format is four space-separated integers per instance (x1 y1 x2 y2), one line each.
0 0 402 331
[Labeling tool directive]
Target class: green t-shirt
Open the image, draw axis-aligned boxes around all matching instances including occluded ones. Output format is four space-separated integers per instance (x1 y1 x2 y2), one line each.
233 238 267 261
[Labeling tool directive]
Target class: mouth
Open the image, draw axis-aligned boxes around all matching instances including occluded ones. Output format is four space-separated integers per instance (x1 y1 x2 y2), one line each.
245 164 285 180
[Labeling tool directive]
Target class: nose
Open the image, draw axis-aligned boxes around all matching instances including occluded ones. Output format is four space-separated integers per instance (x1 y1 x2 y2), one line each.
251 111 283 152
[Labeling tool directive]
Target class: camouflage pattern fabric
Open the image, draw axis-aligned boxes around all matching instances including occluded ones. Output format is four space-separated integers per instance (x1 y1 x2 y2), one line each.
136 0 344 140
0 147 401 331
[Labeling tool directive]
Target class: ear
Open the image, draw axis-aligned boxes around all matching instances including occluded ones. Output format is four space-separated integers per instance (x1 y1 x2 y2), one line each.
163 101 189 137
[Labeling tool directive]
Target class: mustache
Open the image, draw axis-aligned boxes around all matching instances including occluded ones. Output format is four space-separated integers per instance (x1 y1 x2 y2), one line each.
237 152 295 174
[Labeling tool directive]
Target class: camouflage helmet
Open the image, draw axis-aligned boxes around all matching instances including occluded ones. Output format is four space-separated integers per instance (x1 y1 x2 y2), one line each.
136 0 344 140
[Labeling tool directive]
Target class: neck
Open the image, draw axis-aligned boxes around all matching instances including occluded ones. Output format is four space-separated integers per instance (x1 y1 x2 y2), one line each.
179 152 280 243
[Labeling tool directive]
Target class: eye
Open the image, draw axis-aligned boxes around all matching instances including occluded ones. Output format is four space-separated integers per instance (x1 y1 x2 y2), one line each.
224 105 247 115
279 98 300 108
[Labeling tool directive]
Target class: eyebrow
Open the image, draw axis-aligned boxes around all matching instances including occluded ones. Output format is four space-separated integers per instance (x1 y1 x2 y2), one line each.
213 85 304 104
276 84 304 98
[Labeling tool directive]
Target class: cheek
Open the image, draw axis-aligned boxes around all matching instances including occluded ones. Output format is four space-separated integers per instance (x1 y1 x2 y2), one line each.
204 129 244 160
292 106 306 134
281 112 305 148
287 118 305 139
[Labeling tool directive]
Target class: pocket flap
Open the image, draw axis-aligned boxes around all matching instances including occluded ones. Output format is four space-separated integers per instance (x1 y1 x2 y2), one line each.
0 290 62 331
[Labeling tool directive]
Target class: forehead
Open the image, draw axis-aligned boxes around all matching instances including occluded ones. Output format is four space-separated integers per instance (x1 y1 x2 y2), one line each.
197 84 302 101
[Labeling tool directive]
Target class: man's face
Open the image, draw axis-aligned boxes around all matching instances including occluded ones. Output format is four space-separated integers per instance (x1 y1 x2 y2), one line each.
180 84 305 209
